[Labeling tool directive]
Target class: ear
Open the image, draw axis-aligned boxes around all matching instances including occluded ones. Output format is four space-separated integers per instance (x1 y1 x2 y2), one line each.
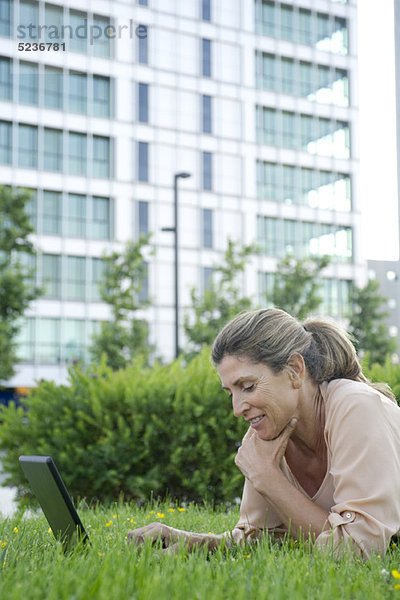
286 353 305 388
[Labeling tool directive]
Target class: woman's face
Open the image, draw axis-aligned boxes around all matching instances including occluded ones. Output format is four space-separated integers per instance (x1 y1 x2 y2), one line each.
217 354 302 441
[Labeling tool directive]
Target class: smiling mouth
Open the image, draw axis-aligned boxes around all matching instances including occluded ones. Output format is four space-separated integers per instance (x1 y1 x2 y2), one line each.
249 415 265 426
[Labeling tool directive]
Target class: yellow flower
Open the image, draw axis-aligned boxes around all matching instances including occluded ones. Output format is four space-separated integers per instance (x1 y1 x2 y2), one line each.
48 528 52 534
157 513 165 519
105 521 113 527
113 514 117 519
178 508 185 512
393 570 400 580
13 527 19 534
149 510 155 515
168 508 175 512
1 542 7 548
243 554 251 558
130 519 136 524
395 584 400 590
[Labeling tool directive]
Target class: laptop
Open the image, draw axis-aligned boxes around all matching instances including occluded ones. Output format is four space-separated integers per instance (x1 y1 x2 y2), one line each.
19 455 90 550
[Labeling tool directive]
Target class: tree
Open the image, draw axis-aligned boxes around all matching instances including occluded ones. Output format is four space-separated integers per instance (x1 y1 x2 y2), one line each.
348 278 396 365
267 254 331 320
90 235 154 369
183 239 256 358
0 186 41 382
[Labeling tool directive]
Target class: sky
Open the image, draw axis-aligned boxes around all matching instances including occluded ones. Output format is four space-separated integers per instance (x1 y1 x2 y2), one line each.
358 0 399 261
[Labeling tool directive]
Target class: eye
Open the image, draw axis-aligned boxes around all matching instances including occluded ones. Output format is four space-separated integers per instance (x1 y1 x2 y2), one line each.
243 384 255 392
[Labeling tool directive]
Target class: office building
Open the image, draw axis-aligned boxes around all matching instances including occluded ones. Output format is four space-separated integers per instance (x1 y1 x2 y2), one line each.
0 0 363 389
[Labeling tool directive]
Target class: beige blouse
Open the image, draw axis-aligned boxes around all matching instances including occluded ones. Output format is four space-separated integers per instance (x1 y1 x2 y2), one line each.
227 379 400 557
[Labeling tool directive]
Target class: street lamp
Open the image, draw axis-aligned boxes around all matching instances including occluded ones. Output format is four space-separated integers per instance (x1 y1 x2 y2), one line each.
162 172 191 359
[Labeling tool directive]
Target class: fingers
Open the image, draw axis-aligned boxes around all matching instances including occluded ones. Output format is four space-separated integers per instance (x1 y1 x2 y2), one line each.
127 522 171 547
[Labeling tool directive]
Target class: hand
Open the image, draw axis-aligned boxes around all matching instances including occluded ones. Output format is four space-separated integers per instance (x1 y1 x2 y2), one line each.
235 418 297 488
127 523 222 554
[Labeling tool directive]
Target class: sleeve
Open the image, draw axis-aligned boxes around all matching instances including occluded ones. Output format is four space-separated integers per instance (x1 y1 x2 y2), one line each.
226 426 285 545
315 389 400 558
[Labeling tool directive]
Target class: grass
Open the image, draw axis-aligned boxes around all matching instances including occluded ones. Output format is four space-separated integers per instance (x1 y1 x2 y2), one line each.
1 501 400 599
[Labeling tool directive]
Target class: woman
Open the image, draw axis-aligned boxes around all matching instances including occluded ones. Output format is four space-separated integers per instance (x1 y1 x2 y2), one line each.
128 308 400 557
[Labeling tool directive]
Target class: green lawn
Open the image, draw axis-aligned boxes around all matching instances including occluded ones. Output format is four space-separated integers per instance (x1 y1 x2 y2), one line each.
1 501 399 599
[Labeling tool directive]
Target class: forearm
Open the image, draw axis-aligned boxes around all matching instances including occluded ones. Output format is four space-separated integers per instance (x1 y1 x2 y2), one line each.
254 471 330 540
167 526 224 551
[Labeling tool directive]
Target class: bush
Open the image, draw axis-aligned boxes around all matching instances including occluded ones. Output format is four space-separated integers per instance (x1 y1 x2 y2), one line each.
362 354 400 401
0 348 247 505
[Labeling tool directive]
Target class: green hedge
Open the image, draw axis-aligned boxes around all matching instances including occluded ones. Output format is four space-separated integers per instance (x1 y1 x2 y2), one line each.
0 347 247 505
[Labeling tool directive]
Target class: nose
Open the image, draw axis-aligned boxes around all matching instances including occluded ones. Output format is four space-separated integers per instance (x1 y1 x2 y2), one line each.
231 393 250 419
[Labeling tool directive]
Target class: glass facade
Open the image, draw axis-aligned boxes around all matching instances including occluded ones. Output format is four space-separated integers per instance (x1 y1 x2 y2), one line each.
16 317 101 364
256 162 351 211
0 125 112 176
1 57 113 116
256 52 349 106
256 106 350 158
257 216 353 263
256 2 348 55
258 271 351 318
26 189 112 239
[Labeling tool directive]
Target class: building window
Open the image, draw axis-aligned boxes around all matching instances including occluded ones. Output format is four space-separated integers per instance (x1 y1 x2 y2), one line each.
66 256 86 300
202 0 211 21
44 66 63 109
45 3 63 42
42 254 62 298
202 151 212 190
67 194 86 237
138 262 149 303
43 128 63 171
138 0 148 5
138 24 148 64
69 71 87 113
91 196 110 239
0 0 12 37
68 132 87 175
19 61 39 104
0 56 12 99
37 318 60 363
93 135 110 178
19 0 39 40
93 14 112 58
202 94 212 133
202 266 214 292
18 124 38 168
202 38 212 77
42 190 62 234
202 208 213 248
93 75 110 117
90 257 106 301
69 10 87 53
138 141 149 182
138 200 149 235
138 82 149 123
62 319 86 362
257 216 353 263
0 120 12 164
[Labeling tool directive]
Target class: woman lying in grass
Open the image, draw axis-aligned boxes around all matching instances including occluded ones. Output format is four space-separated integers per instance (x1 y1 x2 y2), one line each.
128 308 400 558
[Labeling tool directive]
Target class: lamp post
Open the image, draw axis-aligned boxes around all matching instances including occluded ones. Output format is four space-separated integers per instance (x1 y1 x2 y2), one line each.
162 172 191 359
